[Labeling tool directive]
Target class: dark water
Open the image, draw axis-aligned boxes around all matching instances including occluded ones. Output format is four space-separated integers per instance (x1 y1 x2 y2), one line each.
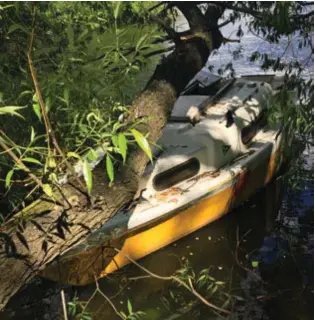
72 167 313 320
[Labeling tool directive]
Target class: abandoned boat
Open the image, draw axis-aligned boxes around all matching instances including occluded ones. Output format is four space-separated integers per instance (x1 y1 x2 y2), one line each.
41 72 286 285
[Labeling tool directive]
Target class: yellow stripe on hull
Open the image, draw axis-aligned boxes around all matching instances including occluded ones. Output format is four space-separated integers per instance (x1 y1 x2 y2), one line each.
102 150 280 275
102 186 233 275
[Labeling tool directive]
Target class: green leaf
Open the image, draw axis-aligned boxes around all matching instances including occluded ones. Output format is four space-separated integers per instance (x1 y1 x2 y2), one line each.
87 149 98 162
45 96 51 113
32 93 38 103
136 34 149 52
251 261 259 268
30 127 35 142
131 129 152 162
67 152 81 159
42 184 53 198
32 103 42 122
0 106 25 119
46 156 56 168
118 133 127 163
64 87 70 107
7 23 28 35
83 158 93 195
22 157 42 165
5 169 14 188
111 135 118 147
106 155 114 182
114 1 121 20
127 299 133 314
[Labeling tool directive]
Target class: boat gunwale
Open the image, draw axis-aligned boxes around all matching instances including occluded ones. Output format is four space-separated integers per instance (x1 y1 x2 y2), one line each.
57 129 281 262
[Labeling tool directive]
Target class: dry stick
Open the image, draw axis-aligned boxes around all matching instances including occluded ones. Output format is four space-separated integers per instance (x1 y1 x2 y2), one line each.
60 289 68 320
27 28 51 155
112 248 231 315
80 277 125 320
94 279 125 319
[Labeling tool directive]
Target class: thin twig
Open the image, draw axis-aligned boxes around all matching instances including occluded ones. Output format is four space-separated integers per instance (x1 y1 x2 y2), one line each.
60 289 68 320
112 248 231 315
27 8 88 195
0 137 43 189
234 226 265 283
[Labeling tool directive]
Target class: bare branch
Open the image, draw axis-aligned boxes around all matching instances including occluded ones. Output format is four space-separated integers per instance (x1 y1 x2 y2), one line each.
175 2 208 32
149 14 179 42
218 18 234 29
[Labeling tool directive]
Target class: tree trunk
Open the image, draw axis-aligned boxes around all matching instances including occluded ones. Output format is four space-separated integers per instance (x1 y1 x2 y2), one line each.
0 4 224 310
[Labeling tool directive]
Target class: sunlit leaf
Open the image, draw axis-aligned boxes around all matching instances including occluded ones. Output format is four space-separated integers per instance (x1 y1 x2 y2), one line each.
87 149 98 162
251 261 259 268
83 158 93 195
136 34 149 52
42 184 53 198
127 299 133 314
131 129 152 162
67 152 81 160
106 155 114 182
111 135 118 147
5 169 14 188
30 127 35 142
114 1 121 20
0 106 25 119
32 103 42 122
118 133 127 163
22 157 42 165
46 156 56 168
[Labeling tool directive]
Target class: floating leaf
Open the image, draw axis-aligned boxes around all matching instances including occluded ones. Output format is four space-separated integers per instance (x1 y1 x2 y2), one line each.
131 129 152 162
83 158 93 195
118 133 127 163
42 184 53 198
106 155 114 183
5 169 14 188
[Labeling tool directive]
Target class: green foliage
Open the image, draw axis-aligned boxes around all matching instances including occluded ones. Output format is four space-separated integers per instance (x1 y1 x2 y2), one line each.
0 1 160 214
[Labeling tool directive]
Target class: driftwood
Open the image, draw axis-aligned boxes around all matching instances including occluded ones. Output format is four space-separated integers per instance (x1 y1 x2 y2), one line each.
0 3 224 310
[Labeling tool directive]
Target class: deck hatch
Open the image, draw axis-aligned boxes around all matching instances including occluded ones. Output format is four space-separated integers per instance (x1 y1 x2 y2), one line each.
153 158 200 191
